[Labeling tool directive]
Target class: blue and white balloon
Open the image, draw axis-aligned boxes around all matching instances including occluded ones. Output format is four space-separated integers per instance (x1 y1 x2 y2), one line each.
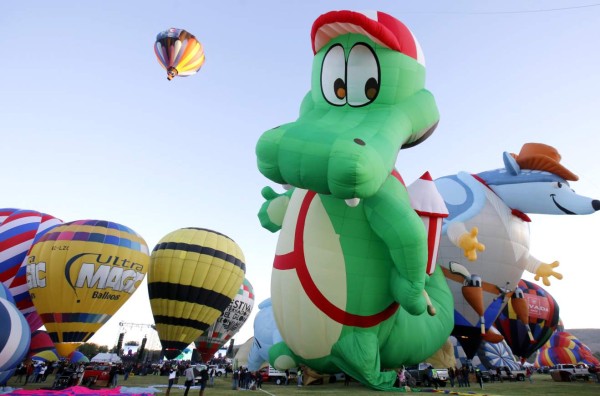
0 283 15 305
0 297 31 372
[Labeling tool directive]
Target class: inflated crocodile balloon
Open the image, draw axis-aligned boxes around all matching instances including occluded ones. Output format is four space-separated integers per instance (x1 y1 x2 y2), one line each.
256 10 470 390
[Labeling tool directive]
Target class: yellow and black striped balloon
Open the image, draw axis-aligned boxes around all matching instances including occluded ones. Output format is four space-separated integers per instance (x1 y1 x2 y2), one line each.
148 228 245 359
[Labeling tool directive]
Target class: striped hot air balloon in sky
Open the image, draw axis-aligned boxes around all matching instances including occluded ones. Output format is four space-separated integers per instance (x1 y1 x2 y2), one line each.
154 28 205 81
148 228 246 360
0 208 62 331
195 278 255 362
27 220 150 358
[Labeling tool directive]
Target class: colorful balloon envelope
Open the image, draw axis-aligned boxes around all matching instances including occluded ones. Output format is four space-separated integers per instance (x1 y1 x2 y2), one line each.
0 208 62 331
0 368 16 386
148 228 246 359
195 278 255 362
0 283 15 305
27 329 55 359
0 297 31 372
154 28 205 80
31 349 60 363
68 350 89 364
27 220 150 357
535 331 600 367
494 279 560 360
477 329 521 371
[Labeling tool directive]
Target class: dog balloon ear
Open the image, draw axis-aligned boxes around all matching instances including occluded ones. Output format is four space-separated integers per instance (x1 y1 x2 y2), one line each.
503 151 520 175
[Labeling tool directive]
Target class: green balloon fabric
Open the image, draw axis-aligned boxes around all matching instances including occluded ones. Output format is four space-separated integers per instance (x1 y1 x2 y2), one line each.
256 10 454 390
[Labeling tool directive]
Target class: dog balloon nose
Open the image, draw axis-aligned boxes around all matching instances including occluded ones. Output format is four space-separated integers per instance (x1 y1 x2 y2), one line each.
593 200 600 211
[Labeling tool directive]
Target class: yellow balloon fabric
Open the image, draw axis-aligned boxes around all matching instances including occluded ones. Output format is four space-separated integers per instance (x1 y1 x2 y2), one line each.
27 220 150 357
148 228 245 359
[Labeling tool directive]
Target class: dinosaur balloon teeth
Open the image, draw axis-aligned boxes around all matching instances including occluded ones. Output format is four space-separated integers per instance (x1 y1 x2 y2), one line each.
345 198 360 207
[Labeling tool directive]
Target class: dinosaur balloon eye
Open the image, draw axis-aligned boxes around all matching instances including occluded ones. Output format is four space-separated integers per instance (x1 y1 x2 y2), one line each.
321 44 346 106
365 78 378 100
334 78 346 99
555 182 563 188
347 44 380 107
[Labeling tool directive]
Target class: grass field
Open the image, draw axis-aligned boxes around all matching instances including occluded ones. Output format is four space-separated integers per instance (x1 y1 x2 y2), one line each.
3 373 599 395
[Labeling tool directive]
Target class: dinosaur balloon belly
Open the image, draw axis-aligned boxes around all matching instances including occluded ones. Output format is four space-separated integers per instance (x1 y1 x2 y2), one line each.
271 189 345 359
271 189 399 361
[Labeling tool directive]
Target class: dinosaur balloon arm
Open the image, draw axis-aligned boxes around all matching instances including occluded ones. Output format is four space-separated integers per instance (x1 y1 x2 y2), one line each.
364 181 428 315
258 187 293 233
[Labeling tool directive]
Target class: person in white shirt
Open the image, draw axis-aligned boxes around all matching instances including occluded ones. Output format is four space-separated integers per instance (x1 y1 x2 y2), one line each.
166 367 177 396
183 364 195 396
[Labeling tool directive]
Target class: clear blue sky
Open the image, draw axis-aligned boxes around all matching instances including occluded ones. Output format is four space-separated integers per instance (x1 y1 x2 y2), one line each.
2 1 599 351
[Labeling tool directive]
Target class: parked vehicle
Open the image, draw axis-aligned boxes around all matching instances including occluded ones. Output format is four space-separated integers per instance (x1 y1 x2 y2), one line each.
208 364 227 376
406 363 448 387
80 363 112 387
549 363 593 382
488 366 526 381
259 366 297 385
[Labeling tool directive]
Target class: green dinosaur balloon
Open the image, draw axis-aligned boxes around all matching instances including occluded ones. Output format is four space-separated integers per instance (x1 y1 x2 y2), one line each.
256 10 454 390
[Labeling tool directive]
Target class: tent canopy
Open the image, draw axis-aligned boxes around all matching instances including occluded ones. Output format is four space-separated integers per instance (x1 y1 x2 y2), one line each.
90 353 122 363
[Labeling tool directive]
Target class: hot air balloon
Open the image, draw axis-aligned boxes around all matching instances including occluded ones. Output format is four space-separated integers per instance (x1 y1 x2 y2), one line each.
0 208 62 331
31 349 60 363
535 331 600 367
247 298 283 371
494 279 560 360
0 369 16 387
195 278 255 362
154 28 205 81
27 330 56 359
477 328 522 371
436 144 599 360
0 297 31 375
27 220 150 357
68 350 89 364
0 283 15 304
148 228 245 359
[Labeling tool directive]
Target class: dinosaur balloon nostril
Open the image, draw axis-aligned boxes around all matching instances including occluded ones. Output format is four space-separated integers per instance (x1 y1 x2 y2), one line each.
593 200 600 211
354 138 366 146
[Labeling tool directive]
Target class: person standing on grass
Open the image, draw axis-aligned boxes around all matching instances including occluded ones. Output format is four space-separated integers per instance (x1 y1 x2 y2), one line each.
447 366 455 387
475 368 483 389
183 364 195 396
344 372 351 386
255 371 263 389
209 367 215 387
166 367 177 396
232 368 239 390
525 366 533 383
199 367 209 396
